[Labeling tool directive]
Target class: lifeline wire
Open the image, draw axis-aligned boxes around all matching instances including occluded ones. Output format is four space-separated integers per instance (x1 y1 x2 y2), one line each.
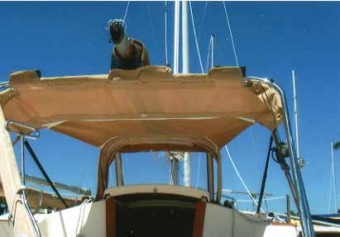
238 196 286 203
189 1 204 73
223 1 239 66
224 146 262 211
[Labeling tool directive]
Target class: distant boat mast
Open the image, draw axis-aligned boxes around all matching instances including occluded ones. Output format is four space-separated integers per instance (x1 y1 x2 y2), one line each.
292 70 304 168
330 141 338 214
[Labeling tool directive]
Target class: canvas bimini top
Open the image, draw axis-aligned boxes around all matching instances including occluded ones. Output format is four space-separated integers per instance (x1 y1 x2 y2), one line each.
0 67 318 237
0 66 282 154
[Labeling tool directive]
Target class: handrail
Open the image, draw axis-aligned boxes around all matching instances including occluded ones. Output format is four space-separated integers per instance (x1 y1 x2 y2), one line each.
5 120 42 236
5 120 40 139
8 187 41 237
0 82 11 91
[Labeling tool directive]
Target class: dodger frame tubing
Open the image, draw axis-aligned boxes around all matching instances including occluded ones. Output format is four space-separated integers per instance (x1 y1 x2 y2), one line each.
245 76 315 237
7 122 42 237
0 107 41 236
8 187 42 237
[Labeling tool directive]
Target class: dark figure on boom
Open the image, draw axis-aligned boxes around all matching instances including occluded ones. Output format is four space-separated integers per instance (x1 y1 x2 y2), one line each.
108 19 150 70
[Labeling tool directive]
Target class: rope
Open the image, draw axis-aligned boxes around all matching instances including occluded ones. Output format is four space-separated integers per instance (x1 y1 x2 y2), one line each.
123 1 130 23
224 146 260 208
189 1 204 73
164 1 169 66
222 2 239 66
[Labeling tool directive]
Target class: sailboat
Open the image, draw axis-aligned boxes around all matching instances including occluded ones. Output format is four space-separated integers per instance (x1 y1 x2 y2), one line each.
0 1 321 237
0 66 310 237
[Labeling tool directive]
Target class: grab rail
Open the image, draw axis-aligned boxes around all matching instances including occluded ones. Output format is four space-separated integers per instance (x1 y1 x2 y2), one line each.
5 120 40 139
0 82 11 91
8 187 41 237
5 120 41 237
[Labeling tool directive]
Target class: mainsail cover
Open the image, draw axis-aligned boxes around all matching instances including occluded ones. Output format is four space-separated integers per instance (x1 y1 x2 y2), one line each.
0 66 282 153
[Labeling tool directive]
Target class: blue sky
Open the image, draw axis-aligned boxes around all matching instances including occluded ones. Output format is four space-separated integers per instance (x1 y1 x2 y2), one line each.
0 1 339 214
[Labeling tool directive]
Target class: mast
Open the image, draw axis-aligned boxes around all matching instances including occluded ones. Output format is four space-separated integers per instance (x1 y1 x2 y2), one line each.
182 0 189 73
173 0 180 74
182 0 191 187
169 0 181 186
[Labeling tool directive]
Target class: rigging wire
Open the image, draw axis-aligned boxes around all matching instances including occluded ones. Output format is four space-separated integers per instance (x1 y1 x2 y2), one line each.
204 37 212 73
146 2 158 49
189 1 204 73
211 34 214 68
123 1 131 23
199 1 208 30
222 2 239 66
224 146 262 210
164 1 169 66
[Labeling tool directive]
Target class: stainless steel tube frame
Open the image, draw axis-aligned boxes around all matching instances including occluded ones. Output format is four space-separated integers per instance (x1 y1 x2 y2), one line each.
245 77 315 237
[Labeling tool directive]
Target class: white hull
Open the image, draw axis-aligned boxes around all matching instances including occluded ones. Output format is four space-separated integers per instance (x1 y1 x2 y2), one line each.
0 186 299 237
